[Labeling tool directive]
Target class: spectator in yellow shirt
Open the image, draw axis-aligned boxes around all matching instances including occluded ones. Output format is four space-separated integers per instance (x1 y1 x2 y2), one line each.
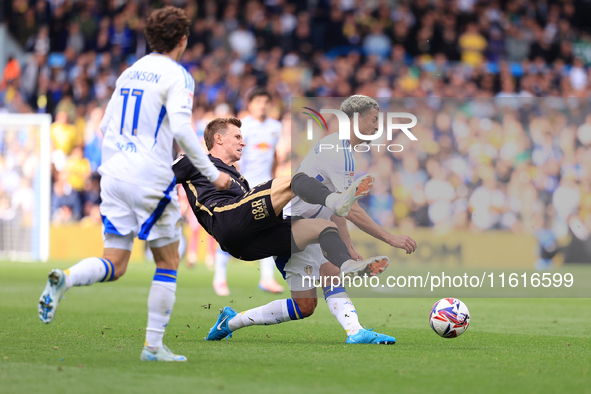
459 23 487 67
50 111 83 155
64 146 91 191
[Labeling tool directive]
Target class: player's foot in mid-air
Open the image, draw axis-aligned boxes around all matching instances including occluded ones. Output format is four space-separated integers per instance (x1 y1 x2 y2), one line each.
38 269 67 323
341 256 389 278
259 278 284 293
333 174 375 217
346 328 396 345
205 306 237 341
213 280 230 296
140 344 187 361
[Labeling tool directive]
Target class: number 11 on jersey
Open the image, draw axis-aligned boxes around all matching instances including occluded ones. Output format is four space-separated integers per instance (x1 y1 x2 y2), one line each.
120 88 144 136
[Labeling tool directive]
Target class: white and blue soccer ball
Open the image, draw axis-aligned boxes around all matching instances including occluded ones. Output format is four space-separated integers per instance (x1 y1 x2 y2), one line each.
429 298 470 338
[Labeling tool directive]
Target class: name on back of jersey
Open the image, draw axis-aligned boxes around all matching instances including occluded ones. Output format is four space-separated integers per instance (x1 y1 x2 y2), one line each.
121 70 162 84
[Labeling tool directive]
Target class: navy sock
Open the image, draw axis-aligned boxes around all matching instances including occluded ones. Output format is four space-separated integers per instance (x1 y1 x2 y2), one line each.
318 227 351 268
291 172 332 205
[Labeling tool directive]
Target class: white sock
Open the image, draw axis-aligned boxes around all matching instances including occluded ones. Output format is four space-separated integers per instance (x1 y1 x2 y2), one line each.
325 193 340 212
228 299 301 331
324 286 363 336
259 256 275 281
145 269 177 350
213 248 231 283
64 257 114 290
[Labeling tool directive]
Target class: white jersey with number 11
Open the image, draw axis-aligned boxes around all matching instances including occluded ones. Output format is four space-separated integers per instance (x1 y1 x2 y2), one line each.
99 53 195 190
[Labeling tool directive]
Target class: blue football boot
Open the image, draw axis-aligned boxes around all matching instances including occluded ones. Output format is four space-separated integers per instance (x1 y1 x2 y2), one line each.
346 328 396 345
205 306 237 341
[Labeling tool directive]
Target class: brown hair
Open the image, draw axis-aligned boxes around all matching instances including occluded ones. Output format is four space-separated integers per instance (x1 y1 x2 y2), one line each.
247 87 271 103
145 6 191 54
204 118 242 150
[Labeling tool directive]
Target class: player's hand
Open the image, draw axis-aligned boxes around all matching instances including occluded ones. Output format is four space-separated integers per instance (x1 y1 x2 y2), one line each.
390 235 417 254
213 172 232 191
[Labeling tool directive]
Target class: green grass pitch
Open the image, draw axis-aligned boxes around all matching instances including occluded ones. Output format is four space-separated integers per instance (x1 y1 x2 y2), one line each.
1 260 590 394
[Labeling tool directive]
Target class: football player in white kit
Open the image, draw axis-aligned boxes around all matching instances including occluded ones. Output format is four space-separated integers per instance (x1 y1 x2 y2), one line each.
212 88 284 295
37 7 231 362
206 95 417 344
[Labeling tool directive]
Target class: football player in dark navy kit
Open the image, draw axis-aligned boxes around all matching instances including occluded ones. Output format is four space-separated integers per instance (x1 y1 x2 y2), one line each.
172 117 389 277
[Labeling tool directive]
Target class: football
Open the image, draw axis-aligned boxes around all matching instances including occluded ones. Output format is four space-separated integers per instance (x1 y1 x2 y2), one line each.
429 298 470 338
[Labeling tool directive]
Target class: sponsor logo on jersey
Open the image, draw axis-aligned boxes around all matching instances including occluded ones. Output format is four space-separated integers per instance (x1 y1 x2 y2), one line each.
254 142 271 152
345 172 354 189
252 198 269 220
117 142 137 153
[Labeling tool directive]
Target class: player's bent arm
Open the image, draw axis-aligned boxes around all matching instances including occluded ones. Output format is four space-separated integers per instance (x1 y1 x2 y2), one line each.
347 202 417 254
171 112 226 186
346 202 391 243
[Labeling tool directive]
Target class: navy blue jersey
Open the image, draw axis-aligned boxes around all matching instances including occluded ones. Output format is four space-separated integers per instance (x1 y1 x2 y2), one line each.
173 154 250 233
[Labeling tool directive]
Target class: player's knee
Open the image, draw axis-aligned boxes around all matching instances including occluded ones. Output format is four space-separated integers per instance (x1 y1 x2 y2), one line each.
102 246 131 281
150 240 182 270
317 220 337 236
306 219 336 240
295 298 317 318
101 254 129 281
299 304 316 318
111 263 127 280
317 219 336 229
273 175 291 189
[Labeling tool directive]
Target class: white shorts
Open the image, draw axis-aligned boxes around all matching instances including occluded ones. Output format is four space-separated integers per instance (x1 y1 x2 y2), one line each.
277 244 328 291
100 175 182 249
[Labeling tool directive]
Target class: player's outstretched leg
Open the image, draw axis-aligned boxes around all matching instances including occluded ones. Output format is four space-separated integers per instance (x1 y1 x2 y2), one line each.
206 297 314 341
291 173 374 217
38 256 120 323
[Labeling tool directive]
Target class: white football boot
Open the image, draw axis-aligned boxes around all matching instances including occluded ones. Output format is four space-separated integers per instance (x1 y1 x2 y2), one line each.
38 269 68 323
333 174 375 217
341 256 390 278
140 345 187 362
